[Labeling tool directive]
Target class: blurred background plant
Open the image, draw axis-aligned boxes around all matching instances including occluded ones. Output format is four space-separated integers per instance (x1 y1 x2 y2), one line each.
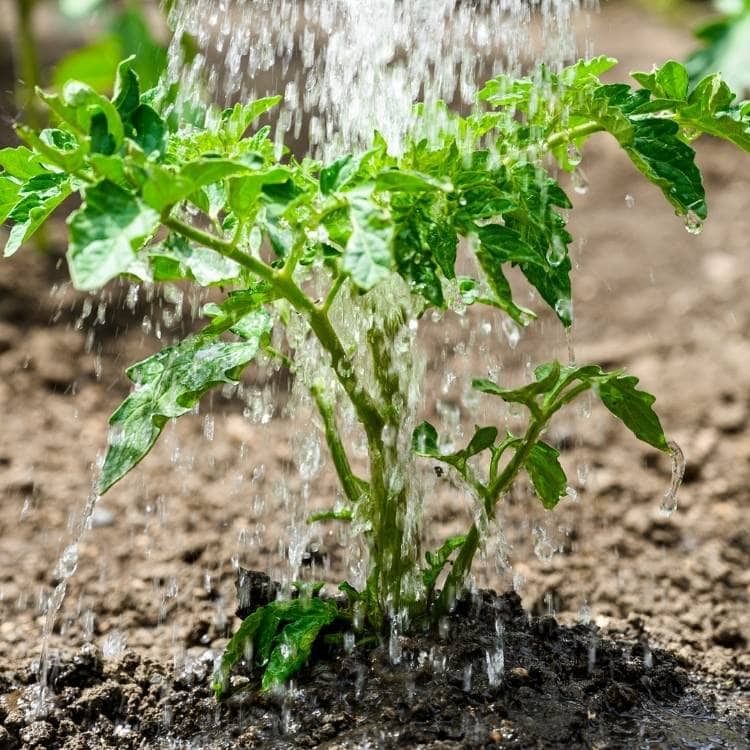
686 0 750 93
10 0 167 129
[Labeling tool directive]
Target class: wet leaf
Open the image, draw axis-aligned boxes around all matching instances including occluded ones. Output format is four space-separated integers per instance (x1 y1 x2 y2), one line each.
149 234 241 286
68 180 159 290
261 599 339 690
343 194 393 289
4 173 72 256
221 96 282 142
376 169 451 193
99 320 270 493
473 362 561 406
525 441 568 509
595 375 669 452
423 535 467 591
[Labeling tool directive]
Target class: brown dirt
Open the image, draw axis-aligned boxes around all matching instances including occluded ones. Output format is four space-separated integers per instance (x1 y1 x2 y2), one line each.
1 2 750 748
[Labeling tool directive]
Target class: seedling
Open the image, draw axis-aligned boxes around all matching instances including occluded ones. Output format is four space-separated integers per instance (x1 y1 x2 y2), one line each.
2 55 748 696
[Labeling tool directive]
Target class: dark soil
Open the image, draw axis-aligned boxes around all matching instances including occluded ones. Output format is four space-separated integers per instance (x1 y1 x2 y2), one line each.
1 2 750 748
1 585 747 750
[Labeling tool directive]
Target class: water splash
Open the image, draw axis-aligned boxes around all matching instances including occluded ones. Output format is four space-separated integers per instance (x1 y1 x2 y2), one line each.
659 439 685 517
167 0 589 157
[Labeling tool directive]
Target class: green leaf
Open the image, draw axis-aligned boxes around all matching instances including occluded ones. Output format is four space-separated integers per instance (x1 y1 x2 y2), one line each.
99 322 270 493
149 234 242 286
623 118 706 219
320 154 357 195
4 174 72 257
129 104 167 156
677 74 750 153
110 9 167 91
228 167 292 218
343 194 393 289
464 426 498 457
375 169 452 193
595 375 669 452
52 36 123 94
221 96 282 141
143 159 252 212
655 61 690 100
40 81 124 149
212 605 265 699
412 421 441 458
67 180 159 290
560 55 618 86
201 286 277 336
423 535 467 591
472 362 561 407
0 177 21 223
632 61 689 100
261 599 339 690
0 147 47 180
685 9 750 95
525 441 568 510
15 126 86 173
476 224 546 266
393 218 445 307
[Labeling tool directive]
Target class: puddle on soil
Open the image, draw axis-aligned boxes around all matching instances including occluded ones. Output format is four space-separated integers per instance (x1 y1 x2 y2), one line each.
605 698 750 750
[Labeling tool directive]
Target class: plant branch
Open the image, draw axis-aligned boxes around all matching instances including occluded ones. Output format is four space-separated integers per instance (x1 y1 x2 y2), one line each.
436 416 545 615
310 383 368 507
164 215 385 441
544 120 603 152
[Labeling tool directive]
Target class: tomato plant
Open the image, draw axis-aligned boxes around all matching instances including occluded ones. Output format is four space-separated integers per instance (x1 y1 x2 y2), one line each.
2 55 749 695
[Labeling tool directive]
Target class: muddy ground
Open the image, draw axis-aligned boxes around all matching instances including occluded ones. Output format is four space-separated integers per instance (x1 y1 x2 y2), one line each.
1 1 750 748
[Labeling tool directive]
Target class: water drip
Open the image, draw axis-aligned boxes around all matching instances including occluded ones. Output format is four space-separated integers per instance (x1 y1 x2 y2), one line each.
659 439 685 516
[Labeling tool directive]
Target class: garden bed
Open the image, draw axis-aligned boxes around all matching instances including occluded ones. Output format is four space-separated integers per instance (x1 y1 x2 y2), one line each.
1 3 749 748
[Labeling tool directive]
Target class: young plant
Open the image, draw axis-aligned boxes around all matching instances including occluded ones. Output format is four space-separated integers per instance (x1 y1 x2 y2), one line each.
2 54 749 697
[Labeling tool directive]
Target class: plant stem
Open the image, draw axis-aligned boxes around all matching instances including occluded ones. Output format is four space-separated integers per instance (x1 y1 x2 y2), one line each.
436 416 545 615
310 384 368 506
163 215 384 441
544 120 603 152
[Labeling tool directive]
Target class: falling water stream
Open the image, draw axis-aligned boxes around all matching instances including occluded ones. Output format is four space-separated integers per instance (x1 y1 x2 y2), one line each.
27 0 705 743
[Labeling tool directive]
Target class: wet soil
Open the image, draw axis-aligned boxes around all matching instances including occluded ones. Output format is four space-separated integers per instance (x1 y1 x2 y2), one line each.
1 2 750 748
1 587 747 749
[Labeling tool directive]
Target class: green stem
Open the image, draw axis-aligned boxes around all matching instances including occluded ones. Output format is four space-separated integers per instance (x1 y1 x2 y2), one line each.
321 273 346 314
544 121 603 152
310 384 368 507
163 215 384 441
436 417 545 615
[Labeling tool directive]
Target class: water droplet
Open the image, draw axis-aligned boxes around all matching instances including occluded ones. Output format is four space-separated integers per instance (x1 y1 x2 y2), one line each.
485 647 504 686
659 439 685 516
571 168 589 195
55 544 79 580
343 632 356 654
501 318 520 349
532 527 556 562
579 601 591 625
576 463 589 485
438 617 450 640
566 143 582 167
684 210 703 235
546 234 567 267
102 630 128 659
